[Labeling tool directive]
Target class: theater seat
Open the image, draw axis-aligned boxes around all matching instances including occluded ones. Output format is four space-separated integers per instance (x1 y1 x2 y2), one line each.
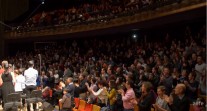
77 100 86 111
74 98 80 108
92 105 101 111
72 98 80 111
79 103 93 111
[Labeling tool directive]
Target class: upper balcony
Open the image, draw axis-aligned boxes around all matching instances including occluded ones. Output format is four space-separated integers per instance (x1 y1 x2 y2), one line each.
3 0 206 40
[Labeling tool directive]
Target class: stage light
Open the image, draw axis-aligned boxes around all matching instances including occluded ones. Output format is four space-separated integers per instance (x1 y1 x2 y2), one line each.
132 34 137 38
41 0 45 4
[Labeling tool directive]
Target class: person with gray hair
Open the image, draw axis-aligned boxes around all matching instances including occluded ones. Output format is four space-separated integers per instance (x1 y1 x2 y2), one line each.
65 77 75 97
165 83 190 111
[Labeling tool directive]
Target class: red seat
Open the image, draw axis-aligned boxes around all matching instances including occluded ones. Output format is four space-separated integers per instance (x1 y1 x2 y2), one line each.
72 98 80 111
79 103 93 111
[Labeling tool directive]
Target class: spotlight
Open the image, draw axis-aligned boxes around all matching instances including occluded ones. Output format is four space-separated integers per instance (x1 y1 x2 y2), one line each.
41 0 45 4
132 34 137 38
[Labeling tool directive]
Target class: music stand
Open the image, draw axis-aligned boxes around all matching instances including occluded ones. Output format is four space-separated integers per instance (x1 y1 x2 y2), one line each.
4 93 22 111
26 90 43 110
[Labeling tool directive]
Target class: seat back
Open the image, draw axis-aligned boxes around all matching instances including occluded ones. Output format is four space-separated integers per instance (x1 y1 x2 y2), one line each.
31 90 42 98
84 103 93 111
7 93 21 102
92 105 101 111
78 100 86 110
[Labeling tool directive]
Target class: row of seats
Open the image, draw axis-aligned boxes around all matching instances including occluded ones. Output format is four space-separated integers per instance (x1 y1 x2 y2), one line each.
59 98 101 111
59 96 206 111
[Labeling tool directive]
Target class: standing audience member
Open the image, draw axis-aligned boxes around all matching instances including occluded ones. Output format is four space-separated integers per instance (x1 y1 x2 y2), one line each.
194 55 206 82
14 68 26 106
137 82 155 111
78 74 87 100
73 78 80 98
54 70 60 86
0 61 8 86
65 77 75 97
153 86 171 111
47 70 55 89
184 72 199 102
159 67 173 95
59 88 72 111
106 80 117 111
87 81 108 107
85 77 97 103
119 80 135 111
24 60 38 111
166 84 190 111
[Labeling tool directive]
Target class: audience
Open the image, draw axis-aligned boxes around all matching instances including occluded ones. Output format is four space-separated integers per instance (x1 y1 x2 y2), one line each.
11 0 180 32
0 25 206 110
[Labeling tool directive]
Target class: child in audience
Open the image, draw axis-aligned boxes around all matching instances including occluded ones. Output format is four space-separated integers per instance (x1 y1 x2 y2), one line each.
59 88 72 111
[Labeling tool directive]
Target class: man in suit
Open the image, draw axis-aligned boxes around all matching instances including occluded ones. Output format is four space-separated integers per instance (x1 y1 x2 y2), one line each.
65 77 75 97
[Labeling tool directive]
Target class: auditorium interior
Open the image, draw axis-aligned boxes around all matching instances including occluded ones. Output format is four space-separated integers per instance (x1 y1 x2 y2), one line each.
0 0 206 111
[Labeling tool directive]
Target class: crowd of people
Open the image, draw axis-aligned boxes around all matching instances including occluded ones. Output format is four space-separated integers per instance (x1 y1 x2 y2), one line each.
0 25 206 111
13 0 178 32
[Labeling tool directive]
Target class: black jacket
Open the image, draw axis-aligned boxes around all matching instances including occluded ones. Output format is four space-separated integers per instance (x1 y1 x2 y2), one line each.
138 91 155 111
169 95 190 111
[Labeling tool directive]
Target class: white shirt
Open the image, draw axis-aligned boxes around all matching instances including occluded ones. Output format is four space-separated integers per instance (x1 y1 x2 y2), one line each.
195 63 206 81
15 74 26 92
54 74 59 84
24 67 38 86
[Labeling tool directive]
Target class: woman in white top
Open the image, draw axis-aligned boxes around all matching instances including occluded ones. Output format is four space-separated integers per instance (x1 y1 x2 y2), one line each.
87 80 107 107
14 69 26 106
85 77 98 103
15 69 26 92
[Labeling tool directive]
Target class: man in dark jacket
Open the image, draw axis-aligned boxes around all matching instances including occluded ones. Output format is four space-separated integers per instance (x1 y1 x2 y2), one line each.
77 74 87 100
166 83 190 111
138 82 155 111
65 77 75 97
